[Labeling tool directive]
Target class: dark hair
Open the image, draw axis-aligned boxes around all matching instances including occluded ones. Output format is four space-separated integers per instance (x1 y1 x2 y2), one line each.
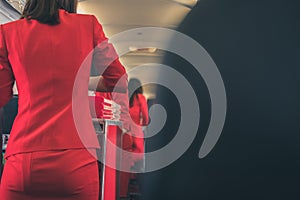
128 78 143 107
21 0 78 25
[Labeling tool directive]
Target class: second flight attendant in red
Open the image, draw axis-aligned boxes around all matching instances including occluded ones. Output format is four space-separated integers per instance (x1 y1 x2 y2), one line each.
120 78 149 197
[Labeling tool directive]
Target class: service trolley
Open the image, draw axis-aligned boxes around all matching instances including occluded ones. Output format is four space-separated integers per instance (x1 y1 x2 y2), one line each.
93 118 123 200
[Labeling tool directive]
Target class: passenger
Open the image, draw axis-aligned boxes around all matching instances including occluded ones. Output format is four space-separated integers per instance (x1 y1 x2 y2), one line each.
0 0 127 199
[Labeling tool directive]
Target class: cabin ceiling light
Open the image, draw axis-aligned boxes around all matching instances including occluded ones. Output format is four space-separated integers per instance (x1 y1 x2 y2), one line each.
129 46 138 52
129 46 157 53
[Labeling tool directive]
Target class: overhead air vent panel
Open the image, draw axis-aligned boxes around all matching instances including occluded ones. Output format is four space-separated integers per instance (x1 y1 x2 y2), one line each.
4 0 25 14
0 0 21 23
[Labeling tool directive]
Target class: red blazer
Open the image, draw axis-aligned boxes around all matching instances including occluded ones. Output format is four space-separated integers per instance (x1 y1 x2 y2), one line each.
0 9 127 158
130 94 149 127
129 93 149 156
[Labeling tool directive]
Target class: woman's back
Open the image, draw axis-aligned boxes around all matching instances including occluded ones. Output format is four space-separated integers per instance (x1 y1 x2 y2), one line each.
0 1 128 198
0 9 125 158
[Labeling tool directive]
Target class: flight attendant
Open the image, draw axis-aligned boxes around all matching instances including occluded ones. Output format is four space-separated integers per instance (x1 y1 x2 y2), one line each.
128 78 149 161
0 0 127 199
120 78 149 198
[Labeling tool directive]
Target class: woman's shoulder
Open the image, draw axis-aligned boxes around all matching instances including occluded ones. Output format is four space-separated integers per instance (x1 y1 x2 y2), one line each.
1 18 25 29
65 11 102 27
61 9 95 20
136 93 147 101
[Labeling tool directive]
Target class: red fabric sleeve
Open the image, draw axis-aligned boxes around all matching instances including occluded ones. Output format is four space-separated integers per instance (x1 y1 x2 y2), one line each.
0 25 14 108
95 91 131 131
91 16 127 93
138 94 149 126
112 90 131 131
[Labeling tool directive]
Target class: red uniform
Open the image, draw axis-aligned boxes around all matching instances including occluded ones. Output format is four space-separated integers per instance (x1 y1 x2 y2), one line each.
120 93 149 197
0 9 127 199
129 93 149 156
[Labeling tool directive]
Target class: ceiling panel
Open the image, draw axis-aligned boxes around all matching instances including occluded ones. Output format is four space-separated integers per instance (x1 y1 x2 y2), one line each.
0 1 20 24
78 0 195 36
77 0 198 98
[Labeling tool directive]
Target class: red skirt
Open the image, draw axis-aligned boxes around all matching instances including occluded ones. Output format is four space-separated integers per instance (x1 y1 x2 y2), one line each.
0 148 99 200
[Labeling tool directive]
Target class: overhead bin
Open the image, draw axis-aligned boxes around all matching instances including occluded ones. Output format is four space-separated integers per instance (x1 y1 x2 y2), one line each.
3 0 24 14
0 0 20 24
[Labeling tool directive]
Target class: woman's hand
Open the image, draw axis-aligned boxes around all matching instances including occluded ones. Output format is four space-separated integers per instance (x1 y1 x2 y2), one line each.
89 76 107 91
